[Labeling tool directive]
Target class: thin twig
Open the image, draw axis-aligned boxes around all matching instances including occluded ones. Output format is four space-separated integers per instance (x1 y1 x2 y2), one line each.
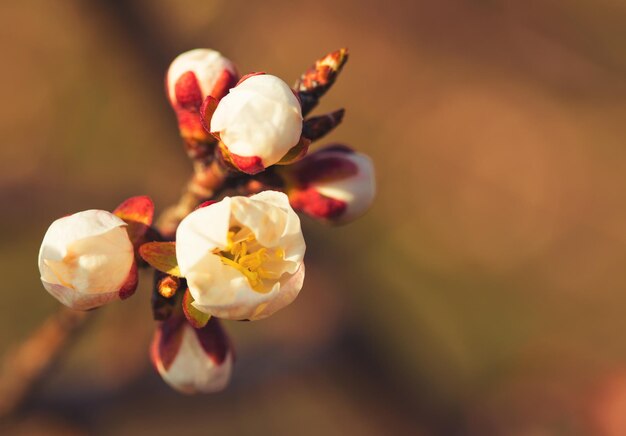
0 308 89 418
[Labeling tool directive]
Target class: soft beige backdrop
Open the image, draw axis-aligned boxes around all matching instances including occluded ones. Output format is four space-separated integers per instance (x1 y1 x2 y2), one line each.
2 0 626 434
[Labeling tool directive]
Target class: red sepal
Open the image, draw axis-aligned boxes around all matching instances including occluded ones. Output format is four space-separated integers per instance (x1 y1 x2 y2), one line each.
235 71 265 86
291 154 358 187
118 260 138 300
182 288 211 329
114 195 154 226
290 188 347 220
151 314 185 371
211 69 239 100
230 152 265 175
200 95 219 134
196 200 217 210
194 318 231 365
114 195 155 250
174 71 204 109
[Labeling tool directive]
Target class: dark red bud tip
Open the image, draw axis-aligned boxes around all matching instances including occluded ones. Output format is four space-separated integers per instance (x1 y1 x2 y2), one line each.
320 143 354 154
291 154 358 186
211 69 239 101
152 315 186 371
196 200 217 210
194 318 231 365
290 188 347 220
174 71 204 109
114 195 155 226
236 72 266 87
302 109 345 142
200 95 219 133
231 153 265 175
119 261 138 300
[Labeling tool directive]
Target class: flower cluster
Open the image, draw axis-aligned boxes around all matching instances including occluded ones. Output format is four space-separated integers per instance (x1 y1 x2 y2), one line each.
38 48 375 393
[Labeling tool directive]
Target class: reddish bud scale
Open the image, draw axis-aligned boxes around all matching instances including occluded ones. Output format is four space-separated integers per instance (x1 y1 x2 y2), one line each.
295 48 349 115
236 71 266 86
119 261 139 300
169 67 239 152
289 188 347 220
174 71 204 109
151 315 231 372
291 155 359 187
195 318 231 366
152 314 186 370
229 151 265 175
302 109 345 142
195 200 218 210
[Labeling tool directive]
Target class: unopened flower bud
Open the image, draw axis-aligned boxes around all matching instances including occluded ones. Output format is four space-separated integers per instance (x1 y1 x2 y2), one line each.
211 74 303 174
284 145 375 224
167 49 239 152
176 191 306 321
38 210 137 310
151 316 233 394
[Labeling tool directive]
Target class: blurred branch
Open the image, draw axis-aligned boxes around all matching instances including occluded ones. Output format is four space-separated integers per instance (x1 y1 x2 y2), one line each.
0 0 230 421
0 308 89 418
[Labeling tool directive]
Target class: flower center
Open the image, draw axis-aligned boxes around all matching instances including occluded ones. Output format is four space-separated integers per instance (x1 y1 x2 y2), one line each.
214 227 285 292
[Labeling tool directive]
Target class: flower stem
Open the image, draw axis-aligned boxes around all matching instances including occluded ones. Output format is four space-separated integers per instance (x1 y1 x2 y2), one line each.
156 159 228 240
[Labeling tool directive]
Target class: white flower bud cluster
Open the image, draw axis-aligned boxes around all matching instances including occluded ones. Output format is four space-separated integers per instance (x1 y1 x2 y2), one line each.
37 46 375 395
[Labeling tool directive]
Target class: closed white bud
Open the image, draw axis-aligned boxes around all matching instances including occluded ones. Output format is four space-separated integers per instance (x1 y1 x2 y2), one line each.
286 145 376 224
151 317 233 394
211 74 303 174
38 210 137 310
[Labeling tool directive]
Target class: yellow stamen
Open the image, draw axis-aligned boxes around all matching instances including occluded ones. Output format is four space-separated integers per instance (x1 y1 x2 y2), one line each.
214 228 286 292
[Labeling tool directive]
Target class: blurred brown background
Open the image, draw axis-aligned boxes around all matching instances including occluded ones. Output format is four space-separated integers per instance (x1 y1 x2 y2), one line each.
2 0 626 434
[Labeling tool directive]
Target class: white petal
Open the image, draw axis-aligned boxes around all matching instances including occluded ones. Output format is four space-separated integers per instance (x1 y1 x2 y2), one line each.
247 262 306 321
247 191 305 267
38 210 127 267
176 198 232 275
230 195 287 248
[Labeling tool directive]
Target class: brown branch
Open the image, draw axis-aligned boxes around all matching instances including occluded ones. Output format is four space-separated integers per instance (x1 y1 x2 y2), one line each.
0 308 89 418
155 159 228 240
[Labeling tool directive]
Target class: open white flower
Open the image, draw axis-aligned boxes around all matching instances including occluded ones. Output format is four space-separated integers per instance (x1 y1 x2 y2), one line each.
210 74 303 174
176 191 306 321
287 145 376 224
38 210 137 310
151 316 233 394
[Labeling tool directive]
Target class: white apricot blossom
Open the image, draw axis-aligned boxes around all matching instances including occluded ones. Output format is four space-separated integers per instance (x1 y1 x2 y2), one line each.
176 191 306 321
38 210 137 310
151 317 233 394
210 74 303 174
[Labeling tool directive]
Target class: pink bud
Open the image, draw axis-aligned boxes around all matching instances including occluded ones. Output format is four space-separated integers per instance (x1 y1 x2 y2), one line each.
150 316 233 394
166 49 239 146
285 145 376 224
